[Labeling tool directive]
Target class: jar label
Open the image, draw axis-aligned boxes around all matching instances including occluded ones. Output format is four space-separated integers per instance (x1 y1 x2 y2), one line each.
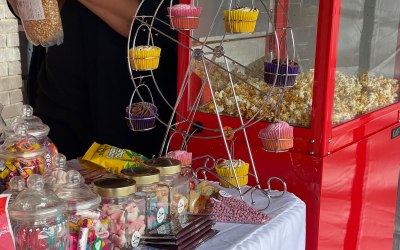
177 198 185 214
219 190 232 198
17 0 45 20
157 207 165 223
131 231 141 247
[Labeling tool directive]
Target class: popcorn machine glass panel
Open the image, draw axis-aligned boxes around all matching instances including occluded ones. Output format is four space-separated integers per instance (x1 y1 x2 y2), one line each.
188 0 320 128
333 0 400 125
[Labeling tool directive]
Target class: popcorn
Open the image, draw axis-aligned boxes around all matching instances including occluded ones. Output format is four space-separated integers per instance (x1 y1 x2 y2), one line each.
193 59 398 126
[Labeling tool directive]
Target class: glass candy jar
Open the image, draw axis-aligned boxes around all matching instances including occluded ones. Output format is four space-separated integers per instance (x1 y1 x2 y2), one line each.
10 174 69 250
120 167 169 230
3 105 58 169
43 153 69 191
0 124 46 192
93 178 146 249
55 170 109 250
144 157 189 218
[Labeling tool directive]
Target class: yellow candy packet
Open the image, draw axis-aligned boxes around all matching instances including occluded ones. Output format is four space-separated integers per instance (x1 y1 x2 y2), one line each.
82 142 148 173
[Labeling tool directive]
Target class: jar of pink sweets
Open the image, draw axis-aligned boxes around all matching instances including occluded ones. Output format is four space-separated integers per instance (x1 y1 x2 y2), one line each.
93 177 146 249
120 167 169 230
144 157 189 218
55 169 109 250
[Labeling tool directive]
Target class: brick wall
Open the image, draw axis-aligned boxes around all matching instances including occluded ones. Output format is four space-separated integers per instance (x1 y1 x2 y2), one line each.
0 0 23 125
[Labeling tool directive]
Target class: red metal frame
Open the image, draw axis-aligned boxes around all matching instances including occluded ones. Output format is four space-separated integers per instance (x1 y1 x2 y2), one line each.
173 0 400 249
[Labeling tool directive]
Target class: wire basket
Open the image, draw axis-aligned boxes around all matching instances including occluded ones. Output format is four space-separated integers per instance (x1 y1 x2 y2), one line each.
126 84 158 131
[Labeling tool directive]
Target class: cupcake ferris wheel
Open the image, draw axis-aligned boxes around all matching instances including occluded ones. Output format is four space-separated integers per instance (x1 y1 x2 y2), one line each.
126 0 297 205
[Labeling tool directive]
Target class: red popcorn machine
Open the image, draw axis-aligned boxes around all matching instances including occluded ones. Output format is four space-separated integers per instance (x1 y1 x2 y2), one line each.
128 0 400 249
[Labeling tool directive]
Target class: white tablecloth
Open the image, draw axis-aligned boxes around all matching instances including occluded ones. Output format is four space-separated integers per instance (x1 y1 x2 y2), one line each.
68 160 305 250
196 187 306 250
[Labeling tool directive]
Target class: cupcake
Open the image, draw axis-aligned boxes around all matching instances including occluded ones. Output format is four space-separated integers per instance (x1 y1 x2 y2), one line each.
168 4 203 30
167 150 192 166
264 59 300 87
126 102 158 130
224 7 259 33
258 121 294 152
215 159 249 188
129 46 161 71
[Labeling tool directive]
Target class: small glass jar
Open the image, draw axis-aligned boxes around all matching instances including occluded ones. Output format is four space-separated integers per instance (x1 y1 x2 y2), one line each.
93 177 146 249
10 174 69 250
120 167 169 230
3 105 58 169
43 153 69 191
0 124 46 192
55 170 109 250
144 158 189 218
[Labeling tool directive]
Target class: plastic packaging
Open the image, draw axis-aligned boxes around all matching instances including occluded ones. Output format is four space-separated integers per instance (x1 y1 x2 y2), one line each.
93 178 147 249
0 194 16 250
3 105 58 169
120 167 169 230
144 157 189 218
9 174 69 249
82 142 148 174
0 124 46 193
55 170 109 250
16 0 63 47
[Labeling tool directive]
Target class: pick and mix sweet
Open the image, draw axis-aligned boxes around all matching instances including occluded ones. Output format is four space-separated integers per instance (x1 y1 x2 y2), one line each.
190 181 270 224
209 195 270 224
100 201 146 249
192 59 398 127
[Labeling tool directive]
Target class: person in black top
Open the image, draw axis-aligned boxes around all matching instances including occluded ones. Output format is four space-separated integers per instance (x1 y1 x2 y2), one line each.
7 0 178 159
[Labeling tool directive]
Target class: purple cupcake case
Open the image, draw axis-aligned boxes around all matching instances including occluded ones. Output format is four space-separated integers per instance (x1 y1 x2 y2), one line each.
126 84 158 131
264 59 300 87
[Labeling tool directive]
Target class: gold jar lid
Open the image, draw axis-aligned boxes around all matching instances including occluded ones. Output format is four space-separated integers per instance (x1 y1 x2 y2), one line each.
144 157 181 175
93 178 136 198
120 167 160 185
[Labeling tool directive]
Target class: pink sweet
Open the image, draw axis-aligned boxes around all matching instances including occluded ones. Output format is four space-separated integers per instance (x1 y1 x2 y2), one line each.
168 4 202 17
167 150 192 166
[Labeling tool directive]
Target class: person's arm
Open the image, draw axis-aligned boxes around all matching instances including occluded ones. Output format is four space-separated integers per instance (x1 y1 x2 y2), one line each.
78 0 140 38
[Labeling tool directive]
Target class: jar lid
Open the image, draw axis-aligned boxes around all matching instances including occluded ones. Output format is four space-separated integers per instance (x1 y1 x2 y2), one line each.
0 124 46 159
93 178 136 198
10 174 66 222
44 154 69 188
120 167 160 185
3 105 50 138
144 157 181 175
55 170 101 211
2 176 26 204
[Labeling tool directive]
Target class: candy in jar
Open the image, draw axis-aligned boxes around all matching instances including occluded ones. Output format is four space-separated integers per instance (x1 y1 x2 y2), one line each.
55 169 110 250
93 178 147 249
3 105 58 169
120 167 169 230
0 124 46 192
9 174 69 250
144 158 189 218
